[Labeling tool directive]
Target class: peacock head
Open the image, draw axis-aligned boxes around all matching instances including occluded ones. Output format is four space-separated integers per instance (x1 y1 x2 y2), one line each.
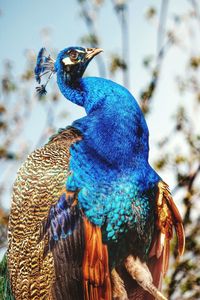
55 47 103 82
35 46 102 96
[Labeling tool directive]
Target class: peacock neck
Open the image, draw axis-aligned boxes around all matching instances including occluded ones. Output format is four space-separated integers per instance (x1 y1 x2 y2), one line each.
57 74 150 168
56 70 86 107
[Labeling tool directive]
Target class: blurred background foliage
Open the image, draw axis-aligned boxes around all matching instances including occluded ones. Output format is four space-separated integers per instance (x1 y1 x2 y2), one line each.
0 0 200 299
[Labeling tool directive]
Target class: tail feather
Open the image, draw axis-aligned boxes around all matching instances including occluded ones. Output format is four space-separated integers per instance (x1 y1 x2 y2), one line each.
0 254 14 300
119 180 185 300
83 217 112 300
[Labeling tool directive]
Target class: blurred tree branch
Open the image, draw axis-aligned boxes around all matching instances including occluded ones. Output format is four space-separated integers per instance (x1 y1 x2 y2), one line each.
77 0 107 77
112 0 130 88
140 0 171 114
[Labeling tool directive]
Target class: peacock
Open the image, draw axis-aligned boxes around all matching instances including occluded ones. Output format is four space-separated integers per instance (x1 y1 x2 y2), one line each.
3 46 185 300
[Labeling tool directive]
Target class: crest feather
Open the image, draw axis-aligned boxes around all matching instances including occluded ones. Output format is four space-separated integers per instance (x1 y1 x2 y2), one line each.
34 48 55 96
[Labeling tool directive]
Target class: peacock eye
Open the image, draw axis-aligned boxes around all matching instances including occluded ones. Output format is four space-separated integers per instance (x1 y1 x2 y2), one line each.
69 50 79 61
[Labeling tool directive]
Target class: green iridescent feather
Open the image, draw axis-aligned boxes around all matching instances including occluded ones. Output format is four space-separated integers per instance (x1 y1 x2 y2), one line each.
0 254 14 300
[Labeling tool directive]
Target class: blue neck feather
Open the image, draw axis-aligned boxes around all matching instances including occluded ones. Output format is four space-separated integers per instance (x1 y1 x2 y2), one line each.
56 68 85 107
57 70 150 167
56 70 160 231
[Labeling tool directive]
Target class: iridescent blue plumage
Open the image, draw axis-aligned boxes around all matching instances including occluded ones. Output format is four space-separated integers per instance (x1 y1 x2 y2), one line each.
40 190 81 257
53 47 161 265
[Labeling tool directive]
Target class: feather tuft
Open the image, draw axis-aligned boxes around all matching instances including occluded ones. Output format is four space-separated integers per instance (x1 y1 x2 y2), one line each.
36 84 47 97
35 48 47 82
34 48 55 95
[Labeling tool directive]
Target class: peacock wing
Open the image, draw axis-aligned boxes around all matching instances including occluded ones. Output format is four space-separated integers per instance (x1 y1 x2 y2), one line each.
7 127 84 300
117 180 185 300
145 180 185 300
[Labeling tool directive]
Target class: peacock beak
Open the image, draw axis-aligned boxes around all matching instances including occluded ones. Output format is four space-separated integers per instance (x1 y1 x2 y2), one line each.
85 48 103 60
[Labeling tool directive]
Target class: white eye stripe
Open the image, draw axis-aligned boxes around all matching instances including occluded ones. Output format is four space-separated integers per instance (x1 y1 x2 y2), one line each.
62 57 75 65
76 49 85 54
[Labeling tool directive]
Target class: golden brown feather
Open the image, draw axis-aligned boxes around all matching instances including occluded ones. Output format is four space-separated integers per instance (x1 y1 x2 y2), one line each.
7 127 81 300
155 181 185 275
82 217 112 300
